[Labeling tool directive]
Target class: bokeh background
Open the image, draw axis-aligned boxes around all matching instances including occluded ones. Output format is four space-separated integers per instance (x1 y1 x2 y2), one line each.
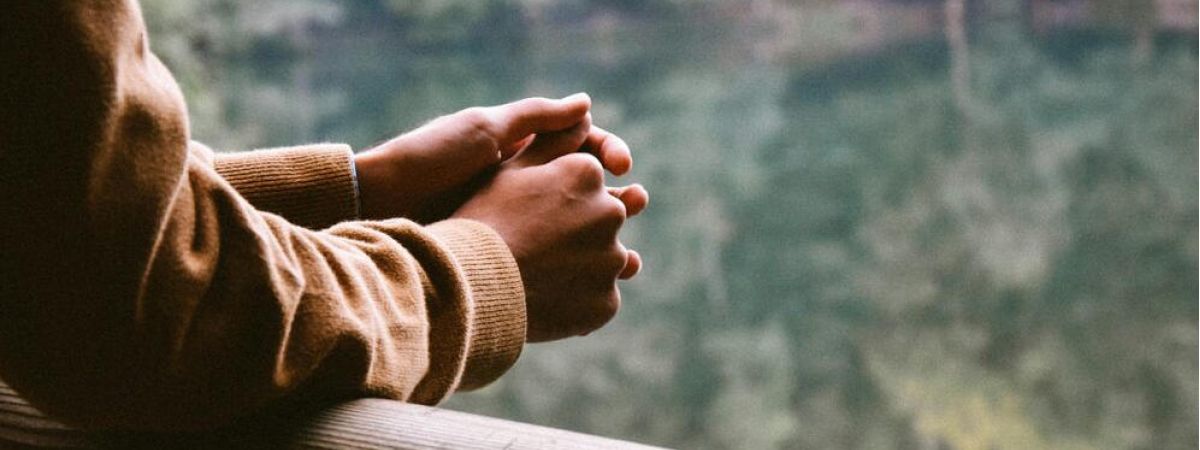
139 0 1198 448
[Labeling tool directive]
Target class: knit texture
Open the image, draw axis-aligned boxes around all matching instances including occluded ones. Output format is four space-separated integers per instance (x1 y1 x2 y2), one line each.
212 144 359 229
0 0 526 432
427 221 527 392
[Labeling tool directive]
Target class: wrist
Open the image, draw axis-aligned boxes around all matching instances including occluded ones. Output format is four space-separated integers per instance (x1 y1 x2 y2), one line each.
354 147 413 219
350 147 393 219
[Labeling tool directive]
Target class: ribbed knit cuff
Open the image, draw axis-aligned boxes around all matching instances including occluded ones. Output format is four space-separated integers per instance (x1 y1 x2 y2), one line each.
425 219 526 391
213 144 358 229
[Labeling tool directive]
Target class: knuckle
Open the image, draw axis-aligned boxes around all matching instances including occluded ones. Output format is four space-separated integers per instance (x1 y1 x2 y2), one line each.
586 289 621 330
457 107 490 128
456 107 500 152
600 197 627 227
600 290 621 322
558 153 604 183
518 97 555 111
608 245 629 275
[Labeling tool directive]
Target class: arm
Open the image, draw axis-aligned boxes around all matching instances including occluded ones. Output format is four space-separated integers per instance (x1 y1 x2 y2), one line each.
0 0 522 431
210 143 360 229
206 95 639 229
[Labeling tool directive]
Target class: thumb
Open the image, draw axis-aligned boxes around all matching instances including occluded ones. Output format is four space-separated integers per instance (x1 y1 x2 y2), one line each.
490 93 591 151
512 113 592 167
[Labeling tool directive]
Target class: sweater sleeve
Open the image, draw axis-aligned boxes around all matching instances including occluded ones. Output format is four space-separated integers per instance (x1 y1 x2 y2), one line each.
0 0 525 432
209 143 361 229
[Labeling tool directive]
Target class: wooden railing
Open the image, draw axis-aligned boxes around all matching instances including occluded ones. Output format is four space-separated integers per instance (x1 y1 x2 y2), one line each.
0 382 664 449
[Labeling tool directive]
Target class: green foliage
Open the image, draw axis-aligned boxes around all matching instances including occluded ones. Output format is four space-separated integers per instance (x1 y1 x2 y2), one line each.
143 0 1198 448
140 0 343 149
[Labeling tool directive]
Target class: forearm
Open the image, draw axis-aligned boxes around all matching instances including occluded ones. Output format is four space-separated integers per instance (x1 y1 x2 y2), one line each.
0 0 524 431
210 143 360 229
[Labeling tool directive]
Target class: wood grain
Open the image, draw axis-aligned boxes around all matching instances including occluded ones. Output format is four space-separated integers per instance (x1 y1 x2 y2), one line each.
0 380 665 449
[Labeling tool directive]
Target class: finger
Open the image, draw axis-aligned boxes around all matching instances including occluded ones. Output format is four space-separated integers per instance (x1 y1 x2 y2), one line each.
619 249 642 279
606 184 649 217
582 126 632 176
500 134 534 160
513 113 592 167
489 93 591 145
578 287 622 337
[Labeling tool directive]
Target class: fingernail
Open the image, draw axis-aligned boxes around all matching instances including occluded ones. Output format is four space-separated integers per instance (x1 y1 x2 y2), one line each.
563 92 590 103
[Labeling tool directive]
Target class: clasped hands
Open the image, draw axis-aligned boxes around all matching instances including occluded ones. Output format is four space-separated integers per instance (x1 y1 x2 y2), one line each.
353 94 647 342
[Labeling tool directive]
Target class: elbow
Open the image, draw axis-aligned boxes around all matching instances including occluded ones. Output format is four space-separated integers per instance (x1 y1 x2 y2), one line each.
0 315 280 432
0 355 259 432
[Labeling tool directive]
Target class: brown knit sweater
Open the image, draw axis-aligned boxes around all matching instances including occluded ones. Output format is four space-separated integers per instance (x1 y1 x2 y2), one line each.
0 0 526 432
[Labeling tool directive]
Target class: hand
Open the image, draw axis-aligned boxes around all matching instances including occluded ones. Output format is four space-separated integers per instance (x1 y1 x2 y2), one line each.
353 94 634 223
453 115 648 343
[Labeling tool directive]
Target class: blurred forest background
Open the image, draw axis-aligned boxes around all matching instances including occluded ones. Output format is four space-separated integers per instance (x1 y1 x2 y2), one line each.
139 0 1197 448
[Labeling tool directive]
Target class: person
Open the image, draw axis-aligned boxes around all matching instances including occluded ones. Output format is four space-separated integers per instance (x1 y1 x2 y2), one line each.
0 0 648 432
